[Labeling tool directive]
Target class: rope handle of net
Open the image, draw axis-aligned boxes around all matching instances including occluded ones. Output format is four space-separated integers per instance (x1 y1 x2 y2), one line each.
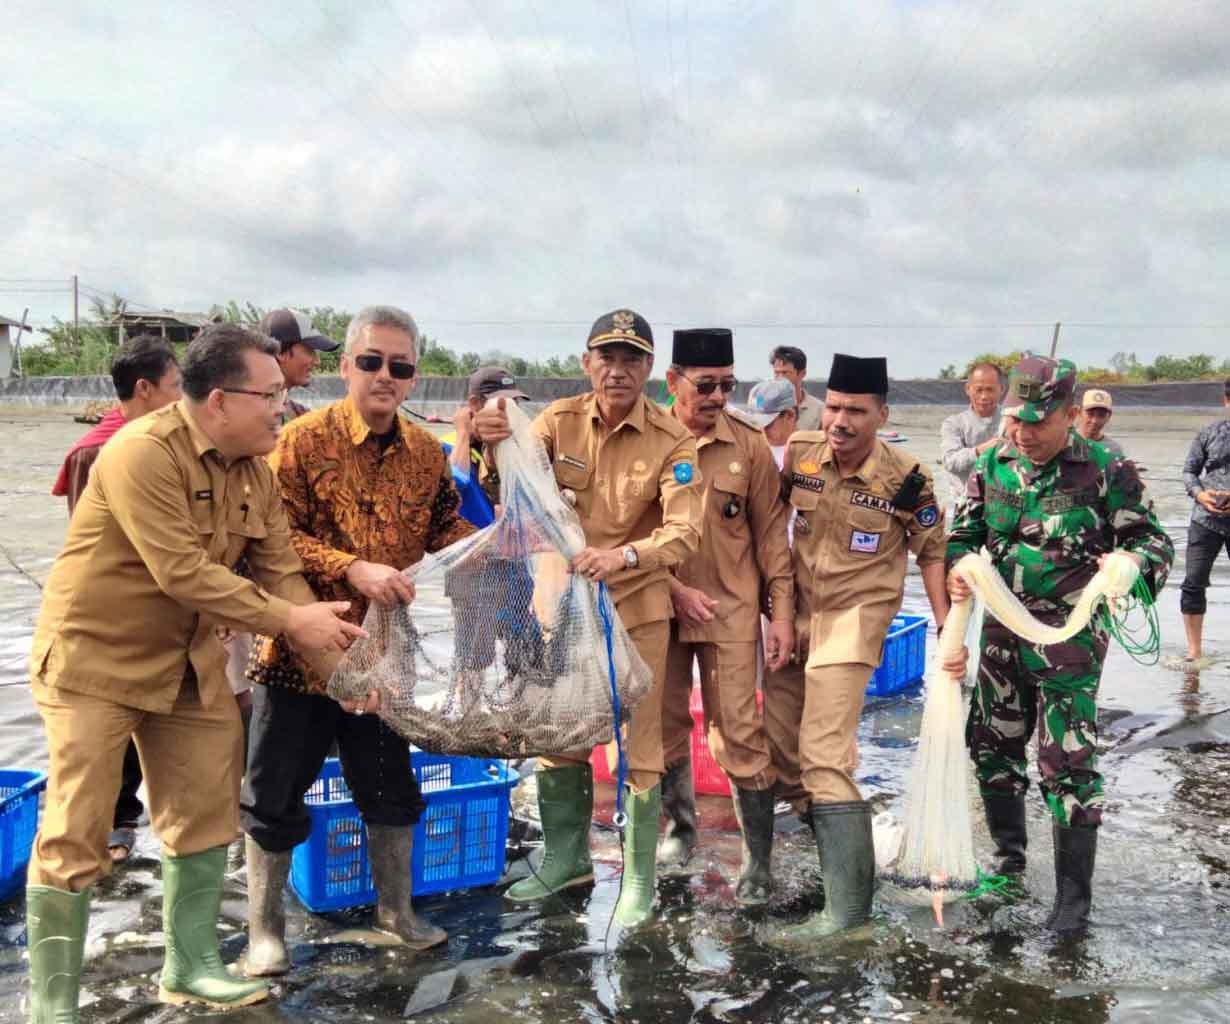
597 581 629 827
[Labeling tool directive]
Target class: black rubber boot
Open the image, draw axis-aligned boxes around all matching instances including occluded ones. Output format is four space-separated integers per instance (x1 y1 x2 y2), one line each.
764 800 874 947
656 760 697 873
982 793 1027 875
730 787 775 906
1047 822 1097 933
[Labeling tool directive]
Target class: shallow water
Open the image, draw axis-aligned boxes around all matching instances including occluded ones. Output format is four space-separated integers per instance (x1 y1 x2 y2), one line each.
2 406 1230 1023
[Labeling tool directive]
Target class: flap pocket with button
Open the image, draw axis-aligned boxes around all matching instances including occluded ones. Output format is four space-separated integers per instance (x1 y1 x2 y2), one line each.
713 471 748 497
789 487 821 512
554 458 592 492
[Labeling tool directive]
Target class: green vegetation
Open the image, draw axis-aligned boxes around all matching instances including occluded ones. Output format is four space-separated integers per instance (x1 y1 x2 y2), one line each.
18 297 585 378
960 351 1230 384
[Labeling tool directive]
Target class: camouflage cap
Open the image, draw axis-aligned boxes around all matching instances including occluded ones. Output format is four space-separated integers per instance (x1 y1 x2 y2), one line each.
1003 355 1077 423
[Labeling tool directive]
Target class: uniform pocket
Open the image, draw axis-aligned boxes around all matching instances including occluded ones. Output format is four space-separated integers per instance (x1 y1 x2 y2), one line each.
553 458 592 494
712 470 749 525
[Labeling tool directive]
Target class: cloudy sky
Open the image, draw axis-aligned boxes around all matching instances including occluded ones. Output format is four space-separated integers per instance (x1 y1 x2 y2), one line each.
2 0 1228 377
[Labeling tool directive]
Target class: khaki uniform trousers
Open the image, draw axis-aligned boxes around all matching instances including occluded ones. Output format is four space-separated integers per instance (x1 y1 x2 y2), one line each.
540 618 670 794
763 660 872 807
27 672 243 892
662 628 773 791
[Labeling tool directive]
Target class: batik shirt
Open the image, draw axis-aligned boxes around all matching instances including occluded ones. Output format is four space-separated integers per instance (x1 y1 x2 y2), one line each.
249 396 475 693
947 431 1173 614
1183 418 1230 538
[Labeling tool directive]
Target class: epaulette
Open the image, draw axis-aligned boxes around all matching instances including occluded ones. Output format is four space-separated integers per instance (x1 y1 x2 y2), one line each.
788 429 827 446
724 406 766 431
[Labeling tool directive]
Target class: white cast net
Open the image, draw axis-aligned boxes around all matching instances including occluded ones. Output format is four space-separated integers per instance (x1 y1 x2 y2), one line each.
879 551 1142 922
326 398 654 757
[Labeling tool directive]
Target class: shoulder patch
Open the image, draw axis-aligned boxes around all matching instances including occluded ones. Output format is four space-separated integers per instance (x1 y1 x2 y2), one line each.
914 503 939 528
673 462 694 484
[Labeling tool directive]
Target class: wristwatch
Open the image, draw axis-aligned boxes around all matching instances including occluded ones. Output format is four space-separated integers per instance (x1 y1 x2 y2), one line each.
622 545 640 570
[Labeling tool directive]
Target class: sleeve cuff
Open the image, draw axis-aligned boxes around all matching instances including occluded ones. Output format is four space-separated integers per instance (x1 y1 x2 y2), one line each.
254 594 295 637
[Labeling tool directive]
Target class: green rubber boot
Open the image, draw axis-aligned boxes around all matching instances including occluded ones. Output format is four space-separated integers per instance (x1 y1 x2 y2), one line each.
506 764 595 902
764 800 875 948
613 783 662 928
26 885 90 1024
158 846 269 1009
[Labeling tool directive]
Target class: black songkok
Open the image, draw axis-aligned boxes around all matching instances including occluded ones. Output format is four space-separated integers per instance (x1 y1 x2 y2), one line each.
671 328 734 368
827 353 888 397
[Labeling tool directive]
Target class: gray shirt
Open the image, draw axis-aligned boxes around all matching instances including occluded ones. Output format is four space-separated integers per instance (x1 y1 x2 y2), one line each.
940 407 998 503
1183 418 1230 536
796 391 823 432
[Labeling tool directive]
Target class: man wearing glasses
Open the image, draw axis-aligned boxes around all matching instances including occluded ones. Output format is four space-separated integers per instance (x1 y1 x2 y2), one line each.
25 324 367 1018
657 328 794 906
241 306 475 973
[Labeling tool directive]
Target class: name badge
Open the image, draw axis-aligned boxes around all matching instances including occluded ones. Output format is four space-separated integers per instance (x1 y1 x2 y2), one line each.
558 454 587 469
850 530 880 554
850 490 895 514
791 473 824 493
195 489 213 501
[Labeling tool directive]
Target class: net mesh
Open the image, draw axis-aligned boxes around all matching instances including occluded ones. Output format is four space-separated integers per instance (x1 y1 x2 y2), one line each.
326 399 654 757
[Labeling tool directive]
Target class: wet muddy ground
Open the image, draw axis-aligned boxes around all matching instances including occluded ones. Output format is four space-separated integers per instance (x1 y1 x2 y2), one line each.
2 405 1229 1023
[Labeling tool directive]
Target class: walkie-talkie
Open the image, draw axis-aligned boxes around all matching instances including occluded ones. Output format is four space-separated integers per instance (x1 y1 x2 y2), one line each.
892 464 928 511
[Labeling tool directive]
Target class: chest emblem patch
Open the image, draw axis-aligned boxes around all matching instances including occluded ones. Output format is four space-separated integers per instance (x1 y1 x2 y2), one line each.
799 459 819 474
850 530 881 554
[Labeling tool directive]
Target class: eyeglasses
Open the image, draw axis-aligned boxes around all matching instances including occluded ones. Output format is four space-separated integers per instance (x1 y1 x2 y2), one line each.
353 353 416 380
221 385 287 408
679 373 737 396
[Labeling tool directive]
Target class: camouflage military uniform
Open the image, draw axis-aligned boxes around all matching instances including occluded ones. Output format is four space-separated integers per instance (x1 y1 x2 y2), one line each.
947 365 1173 829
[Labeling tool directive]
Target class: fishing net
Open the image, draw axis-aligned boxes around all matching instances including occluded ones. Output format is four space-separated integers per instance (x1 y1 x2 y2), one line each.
879 551 1145 923
326 399 654 758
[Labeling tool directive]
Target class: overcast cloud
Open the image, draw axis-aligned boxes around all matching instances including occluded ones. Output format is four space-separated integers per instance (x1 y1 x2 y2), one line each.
2 0 1228 378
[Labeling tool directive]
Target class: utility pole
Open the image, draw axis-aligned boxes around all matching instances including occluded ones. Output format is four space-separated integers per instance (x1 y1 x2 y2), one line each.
14 307 28 377
1049 321 1061 358
72 274 80 351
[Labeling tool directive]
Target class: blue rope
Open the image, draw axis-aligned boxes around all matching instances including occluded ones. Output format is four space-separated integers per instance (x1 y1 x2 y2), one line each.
597 581 628 822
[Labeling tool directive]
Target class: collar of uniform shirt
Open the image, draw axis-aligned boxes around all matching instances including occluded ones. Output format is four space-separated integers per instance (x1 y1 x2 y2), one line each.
178 399 223 461
585 391 647 433
341 395 408 448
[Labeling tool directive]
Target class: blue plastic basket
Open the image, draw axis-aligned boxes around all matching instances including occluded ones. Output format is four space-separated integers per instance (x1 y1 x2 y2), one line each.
290 753 519 913
866 613 927 697
1 769 48 902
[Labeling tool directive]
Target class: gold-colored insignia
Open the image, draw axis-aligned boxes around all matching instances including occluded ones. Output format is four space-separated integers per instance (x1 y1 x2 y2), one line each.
729 461 742 474
1012 375 1043 401
612 310 635 334
633 460 647 472
799 459 819 474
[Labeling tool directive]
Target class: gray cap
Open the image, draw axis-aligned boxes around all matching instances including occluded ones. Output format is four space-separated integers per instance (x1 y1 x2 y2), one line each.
743 378 797 427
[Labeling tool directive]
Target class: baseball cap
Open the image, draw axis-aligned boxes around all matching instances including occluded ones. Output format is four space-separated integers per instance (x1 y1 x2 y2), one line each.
468 366 528 402
587 308 653 355
743 378 797 427
259 308 340 353
1003 355 1077 423
1082 388 1113 411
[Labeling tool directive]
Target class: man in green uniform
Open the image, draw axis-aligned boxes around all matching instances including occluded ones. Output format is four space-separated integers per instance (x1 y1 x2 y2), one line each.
946 355 1173 933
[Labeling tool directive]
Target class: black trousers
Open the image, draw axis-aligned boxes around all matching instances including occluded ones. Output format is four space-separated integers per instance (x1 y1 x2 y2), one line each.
112 740 144 829
240 683 426 853
1180 519 1230 615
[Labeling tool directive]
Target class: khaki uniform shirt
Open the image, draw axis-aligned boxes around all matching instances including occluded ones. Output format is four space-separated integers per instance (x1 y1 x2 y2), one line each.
534 393 704 629
672 407 794 643
783 431 946 668
31 401 331 713
796 391 823 432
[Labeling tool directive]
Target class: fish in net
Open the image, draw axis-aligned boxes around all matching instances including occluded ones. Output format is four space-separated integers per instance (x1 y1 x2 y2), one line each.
326 398 654 758
878 551 1144 925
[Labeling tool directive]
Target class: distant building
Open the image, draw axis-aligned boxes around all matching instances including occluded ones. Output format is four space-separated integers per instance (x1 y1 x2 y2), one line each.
0 313 33 377
106 308 211 345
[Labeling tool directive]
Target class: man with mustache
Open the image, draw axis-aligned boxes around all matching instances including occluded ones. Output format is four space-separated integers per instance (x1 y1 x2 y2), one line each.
657 328 794 905
946 355 1172 933
475 309 703 927
241 306 474 973
763 353 951 946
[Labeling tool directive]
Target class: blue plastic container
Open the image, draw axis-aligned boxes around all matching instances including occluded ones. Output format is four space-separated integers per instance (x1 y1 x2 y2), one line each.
290 753 519 912
866 613 927 697
0 769 48 902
